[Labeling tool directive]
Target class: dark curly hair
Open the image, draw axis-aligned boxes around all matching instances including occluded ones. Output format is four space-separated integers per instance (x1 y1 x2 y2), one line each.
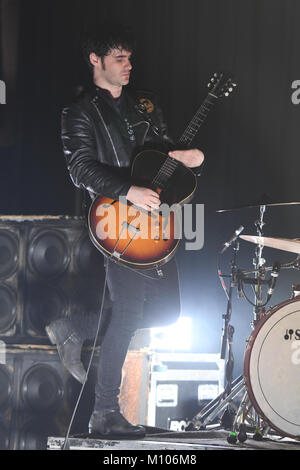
82 23 136 73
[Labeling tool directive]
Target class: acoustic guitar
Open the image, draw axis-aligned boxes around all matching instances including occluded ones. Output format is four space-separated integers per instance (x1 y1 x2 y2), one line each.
88 73 236 270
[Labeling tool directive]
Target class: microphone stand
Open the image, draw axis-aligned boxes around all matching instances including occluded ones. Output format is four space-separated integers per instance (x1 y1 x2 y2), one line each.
187 239 244 431
219 239 239 428
220 241 238 382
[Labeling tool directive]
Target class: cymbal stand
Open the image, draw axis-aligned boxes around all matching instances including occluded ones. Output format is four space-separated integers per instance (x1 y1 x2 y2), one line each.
252 204 267 325
224 204 269 440
227 204 276 441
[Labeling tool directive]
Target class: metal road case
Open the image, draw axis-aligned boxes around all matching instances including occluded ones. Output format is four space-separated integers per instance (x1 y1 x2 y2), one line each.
147 353 225 429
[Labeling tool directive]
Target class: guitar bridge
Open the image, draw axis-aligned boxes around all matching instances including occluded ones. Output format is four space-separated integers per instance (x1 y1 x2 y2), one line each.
110 223 141 262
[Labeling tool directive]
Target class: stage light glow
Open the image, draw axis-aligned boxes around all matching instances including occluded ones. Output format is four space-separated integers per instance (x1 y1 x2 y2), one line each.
150 316 192 351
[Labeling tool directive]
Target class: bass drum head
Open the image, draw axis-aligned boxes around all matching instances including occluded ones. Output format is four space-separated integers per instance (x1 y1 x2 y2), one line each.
244 297 300 440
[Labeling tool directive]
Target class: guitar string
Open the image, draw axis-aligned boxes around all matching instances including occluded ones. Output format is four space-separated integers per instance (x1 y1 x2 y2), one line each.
153 92 218 187
179 104 209 144
182 95 216 138
179 116 205 145
152 101 213 186
152 157 178 187
147 91 219 187
152 157 178 185
179 76 234 144
179 98 215 145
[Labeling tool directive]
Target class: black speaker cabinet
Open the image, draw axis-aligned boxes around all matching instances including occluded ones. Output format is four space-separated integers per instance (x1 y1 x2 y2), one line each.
0 216 105 343
0 345 99 450
0 216 107 449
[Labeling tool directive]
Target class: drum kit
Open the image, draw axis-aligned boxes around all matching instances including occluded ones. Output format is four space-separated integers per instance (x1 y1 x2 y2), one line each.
189 197 300 443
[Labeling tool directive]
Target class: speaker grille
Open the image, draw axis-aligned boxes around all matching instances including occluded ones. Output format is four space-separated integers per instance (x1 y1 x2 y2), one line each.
21 364 64 412
25 283 68 336
28 230 70 279
0 284 17 333
0 231 19 279
0 366 12 410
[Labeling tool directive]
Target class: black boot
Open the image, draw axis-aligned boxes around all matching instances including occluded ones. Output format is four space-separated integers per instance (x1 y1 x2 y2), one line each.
45 318 87 384
88 409 145 438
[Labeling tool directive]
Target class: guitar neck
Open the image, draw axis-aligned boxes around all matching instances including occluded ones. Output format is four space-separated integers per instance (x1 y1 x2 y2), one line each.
152 92 219 187
150 74 235 187
177 92 218 148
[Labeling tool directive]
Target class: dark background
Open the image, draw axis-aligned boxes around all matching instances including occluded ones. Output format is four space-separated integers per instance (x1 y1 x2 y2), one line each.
1 0 300 377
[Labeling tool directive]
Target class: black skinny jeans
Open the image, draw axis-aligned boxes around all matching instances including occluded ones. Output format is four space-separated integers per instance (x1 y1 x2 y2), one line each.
71 257 181 411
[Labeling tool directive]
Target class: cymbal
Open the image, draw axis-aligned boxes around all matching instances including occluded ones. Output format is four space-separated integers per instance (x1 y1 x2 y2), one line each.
240 235 300 254
217 201 300 213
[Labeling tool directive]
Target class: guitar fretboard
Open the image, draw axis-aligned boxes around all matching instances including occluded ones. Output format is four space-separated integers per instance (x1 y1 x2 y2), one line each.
152 156 179 188
178 92 217 148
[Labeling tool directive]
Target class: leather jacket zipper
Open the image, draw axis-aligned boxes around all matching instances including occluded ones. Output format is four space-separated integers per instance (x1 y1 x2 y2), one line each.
91 100 121 167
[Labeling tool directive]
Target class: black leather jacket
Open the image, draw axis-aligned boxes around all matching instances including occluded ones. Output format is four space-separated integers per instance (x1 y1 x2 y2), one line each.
61 85 174 201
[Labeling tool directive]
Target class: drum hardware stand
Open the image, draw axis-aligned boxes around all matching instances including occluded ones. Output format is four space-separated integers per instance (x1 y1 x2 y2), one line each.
187 237 245 431
252 204 267 326
226 205 289 443
188 205 277 441
227 205 273 442
219 239 241 429
231 393 270 443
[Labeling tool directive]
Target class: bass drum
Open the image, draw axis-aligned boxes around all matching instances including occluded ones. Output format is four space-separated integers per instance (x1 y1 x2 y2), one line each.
244 297 300 440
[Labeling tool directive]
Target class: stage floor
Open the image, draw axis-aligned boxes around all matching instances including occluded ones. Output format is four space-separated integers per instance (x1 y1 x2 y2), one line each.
47 428 300 451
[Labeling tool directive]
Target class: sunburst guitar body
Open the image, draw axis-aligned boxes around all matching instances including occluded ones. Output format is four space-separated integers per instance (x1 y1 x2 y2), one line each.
88 149 197 270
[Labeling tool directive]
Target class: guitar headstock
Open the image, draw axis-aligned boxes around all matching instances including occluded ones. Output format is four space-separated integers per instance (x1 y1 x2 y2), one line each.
207 72 237 98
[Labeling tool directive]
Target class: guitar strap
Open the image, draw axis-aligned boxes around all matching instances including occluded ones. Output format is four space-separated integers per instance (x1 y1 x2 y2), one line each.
134 100 160 136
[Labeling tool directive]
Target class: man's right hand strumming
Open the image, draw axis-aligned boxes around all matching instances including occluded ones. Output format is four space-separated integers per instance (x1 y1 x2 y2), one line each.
126 185 161 211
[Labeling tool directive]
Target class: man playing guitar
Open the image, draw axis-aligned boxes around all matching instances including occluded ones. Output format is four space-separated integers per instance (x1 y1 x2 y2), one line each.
46 23 204 438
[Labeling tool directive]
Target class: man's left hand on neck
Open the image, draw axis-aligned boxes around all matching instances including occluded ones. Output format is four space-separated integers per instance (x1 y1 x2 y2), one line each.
168 148 204 168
